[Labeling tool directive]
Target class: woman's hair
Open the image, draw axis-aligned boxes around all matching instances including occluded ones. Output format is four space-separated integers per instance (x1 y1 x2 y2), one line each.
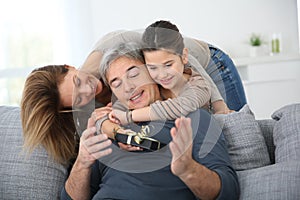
142 20 184 55
99 42 145 85
21 65 77 166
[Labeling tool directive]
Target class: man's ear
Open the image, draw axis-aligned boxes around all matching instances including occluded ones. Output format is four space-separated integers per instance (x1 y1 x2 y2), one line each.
181 48 188 64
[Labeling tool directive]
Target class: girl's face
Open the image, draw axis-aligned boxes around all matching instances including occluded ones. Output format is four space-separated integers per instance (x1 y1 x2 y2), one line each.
143 49 188 91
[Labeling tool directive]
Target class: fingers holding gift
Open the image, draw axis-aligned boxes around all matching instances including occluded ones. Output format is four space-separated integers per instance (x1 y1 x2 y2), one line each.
81 126 112 159
118 142 143 151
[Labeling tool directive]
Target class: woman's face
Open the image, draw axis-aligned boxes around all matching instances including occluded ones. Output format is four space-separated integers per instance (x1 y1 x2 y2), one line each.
59 66 103 107
143 49 188 91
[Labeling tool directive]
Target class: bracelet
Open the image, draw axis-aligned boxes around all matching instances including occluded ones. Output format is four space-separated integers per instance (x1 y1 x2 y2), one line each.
126 110 133 124
95 114 109 135
113 126 121 139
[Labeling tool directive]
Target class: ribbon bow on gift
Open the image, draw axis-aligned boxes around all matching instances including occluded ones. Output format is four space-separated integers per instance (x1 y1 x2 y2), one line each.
115 125 164 151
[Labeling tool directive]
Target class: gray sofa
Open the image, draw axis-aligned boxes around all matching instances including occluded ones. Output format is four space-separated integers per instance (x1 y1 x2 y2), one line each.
0 104 299 199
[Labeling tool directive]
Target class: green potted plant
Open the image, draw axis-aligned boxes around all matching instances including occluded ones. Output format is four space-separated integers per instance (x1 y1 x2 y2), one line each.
249 33 263 57
250 33 262 46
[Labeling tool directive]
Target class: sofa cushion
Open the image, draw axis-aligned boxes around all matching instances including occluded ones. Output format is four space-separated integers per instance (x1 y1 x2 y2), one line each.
0 106 68 200
257 119 276 164
271 103 300 162
237 161 300 200
214 104 271 171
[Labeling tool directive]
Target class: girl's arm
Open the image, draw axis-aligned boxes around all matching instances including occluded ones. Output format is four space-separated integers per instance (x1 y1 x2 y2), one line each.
211 100 234 114
112 70 211 125
188 54 223 104
94 107 142 151
148 72 211 120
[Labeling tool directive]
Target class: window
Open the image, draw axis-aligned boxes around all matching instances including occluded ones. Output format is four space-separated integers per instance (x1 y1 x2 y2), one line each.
0 0 67 106
298 0 300 53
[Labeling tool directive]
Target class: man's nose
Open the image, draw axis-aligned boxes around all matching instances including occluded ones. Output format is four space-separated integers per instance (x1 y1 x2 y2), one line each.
123 80 135 93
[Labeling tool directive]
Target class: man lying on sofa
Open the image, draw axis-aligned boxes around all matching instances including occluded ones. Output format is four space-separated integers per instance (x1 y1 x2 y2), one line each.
61 42 240 200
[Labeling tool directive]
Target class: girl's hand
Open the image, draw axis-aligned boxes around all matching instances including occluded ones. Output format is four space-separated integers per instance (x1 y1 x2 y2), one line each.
110 109 129 125
91 103 112 121
108 111 121 124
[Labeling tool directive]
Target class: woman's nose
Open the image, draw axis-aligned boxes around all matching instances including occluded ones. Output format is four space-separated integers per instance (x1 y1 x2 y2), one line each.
79 84 92 96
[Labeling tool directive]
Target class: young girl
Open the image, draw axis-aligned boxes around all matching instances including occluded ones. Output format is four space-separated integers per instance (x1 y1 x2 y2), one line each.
110 20 232 125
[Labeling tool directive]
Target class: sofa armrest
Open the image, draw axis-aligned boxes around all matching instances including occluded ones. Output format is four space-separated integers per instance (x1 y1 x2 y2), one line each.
257 119 276 164
0 106 68 199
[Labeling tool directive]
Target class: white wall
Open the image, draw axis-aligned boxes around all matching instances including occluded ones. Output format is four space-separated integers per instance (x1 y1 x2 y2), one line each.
64 0 299 66
61 0 300 118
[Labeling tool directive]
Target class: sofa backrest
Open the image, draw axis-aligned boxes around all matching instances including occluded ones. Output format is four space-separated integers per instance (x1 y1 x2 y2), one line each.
257 119 276 164
0 106 68 200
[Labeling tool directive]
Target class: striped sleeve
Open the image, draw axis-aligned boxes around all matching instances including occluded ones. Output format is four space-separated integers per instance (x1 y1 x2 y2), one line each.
150 69 211 120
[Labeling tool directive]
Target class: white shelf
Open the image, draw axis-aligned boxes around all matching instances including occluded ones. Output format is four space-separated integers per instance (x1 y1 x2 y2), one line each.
232 54 300 67
233 54 300 119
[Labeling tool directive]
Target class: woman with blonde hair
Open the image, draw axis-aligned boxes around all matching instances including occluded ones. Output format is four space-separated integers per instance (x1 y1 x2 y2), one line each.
21 65 110 165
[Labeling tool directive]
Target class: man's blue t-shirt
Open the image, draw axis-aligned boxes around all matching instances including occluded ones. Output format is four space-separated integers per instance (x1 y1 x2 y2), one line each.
62 109 240 200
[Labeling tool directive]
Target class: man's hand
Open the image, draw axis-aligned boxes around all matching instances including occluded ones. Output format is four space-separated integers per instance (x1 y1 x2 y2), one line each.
118 142 143 151
169 117 194 178
65 117 112 200
115 128 143 151
77 117 112 169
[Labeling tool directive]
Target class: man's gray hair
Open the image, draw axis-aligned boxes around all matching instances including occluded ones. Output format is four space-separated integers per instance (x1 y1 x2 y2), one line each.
99 42 144 86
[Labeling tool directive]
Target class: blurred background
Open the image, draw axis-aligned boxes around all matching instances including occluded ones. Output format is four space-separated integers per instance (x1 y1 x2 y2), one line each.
0 0 299 118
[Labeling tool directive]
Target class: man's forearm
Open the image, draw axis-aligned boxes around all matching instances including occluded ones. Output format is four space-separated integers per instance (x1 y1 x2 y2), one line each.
65 160 92 200
178 160 221 200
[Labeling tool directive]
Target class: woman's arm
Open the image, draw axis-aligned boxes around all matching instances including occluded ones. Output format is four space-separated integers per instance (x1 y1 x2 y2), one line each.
81 51 103 79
